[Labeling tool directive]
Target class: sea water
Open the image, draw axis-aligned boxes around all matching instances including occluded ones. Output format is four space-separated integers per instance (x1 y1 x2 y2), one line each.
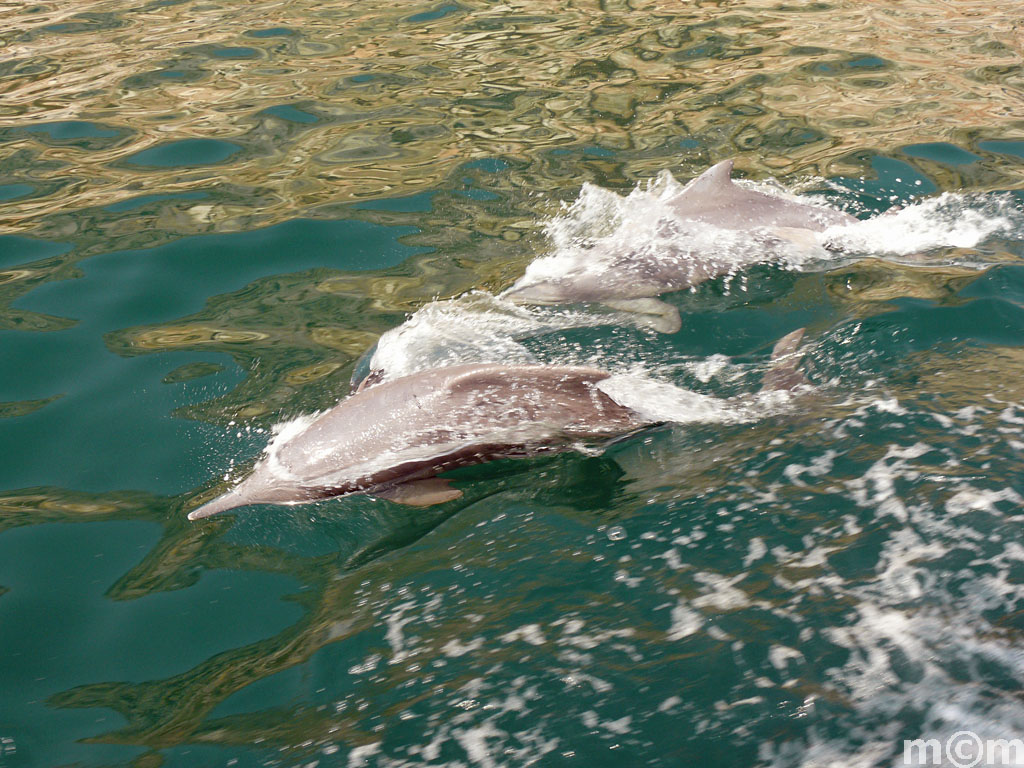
0 1 1023 766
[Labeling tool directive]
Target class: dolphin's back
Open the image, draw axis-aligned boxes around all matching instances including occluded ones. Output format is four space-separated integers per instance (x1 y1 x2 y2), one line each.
284 364 636 476
670 159 856 231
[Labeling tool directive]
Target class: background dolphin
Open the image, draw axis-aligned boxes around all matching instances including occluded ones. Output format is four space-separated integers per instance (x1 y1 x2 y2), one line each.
502 160 856 331
189 329 807 520
666 158 856 232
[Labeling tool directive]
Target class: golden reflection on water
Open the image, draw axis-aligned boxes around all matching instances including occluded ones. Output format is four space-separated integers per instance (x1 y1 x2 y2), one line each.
824 258 981 308
0 0 1019 356
1 0 1021 243
0 0 1020 370
0 393 63 418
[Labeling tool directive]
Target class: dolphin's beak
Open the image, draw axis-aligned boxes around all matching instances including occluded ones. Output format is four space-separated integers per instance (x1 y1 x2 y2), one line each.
500 281 566 305
187 489 246 520
188 477 310 520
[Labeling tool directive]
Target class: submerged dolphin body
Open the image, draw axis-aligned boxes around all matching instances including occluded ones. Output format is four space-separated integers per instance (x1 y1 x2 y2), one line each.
502 159 856 331
188 330 806 520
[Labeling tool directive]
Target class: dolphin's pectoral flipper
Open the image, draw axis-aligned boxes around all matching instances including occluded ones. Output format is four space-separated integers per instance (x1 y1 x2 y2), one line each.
601 298 682 334
762 328 808 391
374 477 464 506
766 226 821 249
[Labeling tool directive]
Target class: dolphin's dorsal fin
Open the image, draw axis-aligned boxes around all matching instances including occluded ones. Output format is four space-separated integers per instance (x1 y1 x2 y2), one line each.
375 477 463 506
762 327 808 391
682 159 735 198
771 327 804 360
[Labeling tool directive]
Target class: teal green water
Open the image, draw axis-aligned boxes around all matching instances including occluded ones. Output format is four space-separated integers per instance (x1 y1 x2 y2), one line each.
1 1 1024 766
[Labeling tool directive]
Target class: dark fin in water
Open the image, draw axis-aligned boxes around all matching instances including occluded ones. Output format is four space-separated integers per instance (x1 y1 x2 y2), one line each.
354 368 385 394
350 339 380 392
374 478 463 506
762 328 808 391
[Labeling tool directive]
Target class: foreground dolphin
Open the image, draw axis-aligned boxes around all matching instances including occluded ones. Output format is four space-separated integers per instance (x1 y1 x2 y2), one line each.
190 364 645 519
188 330 806 519
502 159 856 331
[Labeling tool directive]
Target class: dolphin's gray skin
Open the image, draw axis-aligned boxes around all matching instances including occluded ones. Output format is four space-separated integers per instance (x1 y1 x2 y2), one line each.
501 160 856 330
666 158 855 232
189 364 646 519
188 329 806 519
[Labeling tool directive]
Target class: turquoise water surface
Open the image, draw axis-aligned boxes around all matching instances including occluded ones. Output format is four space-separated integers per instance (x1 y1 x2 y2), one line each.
1 1 1024 766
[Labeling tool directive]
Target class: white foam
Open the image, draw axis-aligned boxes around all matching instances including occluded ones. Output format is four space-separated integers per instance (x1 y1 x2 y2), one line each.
598 373 793 425
368 291 647 383
368 292 541 382
346 742 381 767
384 600 417 664
683 353 735 383
455 722 505 768
442 637 485 657
784 449 838 487
767 645 804 671
692 572 756 611
658 696 683 712
765 417 1024 767
743 537 768 568
945 487 1023 517
500 624 547 646
667 601 704 639
826 192 1024 261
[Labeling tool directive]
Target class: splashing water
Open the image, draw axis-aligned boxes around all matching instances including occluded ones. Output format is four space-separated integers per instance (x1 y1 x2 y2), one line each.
514 171 839 299
366 292 611 384
531 170 1023 292
826 192 1024 262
